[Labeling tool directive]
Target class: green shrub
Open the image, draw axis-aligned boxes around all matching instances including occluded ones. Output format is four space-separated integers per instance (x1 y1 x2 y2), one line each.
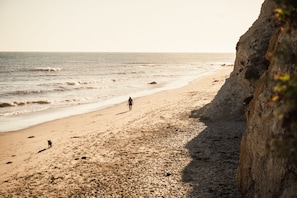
274 0 297 29
273 73 297 166
271 0 297 167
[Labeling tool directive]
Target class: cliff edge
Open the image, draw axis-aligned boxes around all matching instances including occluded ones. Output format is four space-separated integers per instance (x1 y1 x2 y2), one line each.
202 0 276 121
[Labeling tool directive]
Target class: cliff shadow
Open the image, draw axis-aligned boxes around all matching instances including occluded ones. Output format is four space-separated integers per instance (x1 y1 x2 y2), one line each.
182 111 245 197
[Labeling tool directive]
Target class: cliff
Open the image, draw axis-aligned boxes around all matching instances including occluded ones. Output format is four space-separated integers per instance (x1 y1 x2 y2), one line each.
203 0 297 196
203 0 276 121
237 26 297 197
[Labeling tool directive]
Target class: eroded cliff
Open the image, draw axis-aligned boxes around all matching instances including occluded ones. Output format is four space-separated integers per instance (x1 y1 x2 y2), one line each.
203 0 277 121
203 0 297 196
237 25 297 197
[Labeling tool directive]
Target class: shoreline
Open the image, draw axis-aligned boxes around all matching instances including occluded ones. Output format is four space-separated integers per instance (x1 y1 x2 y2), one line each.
0 66 242 197
0 65 222 133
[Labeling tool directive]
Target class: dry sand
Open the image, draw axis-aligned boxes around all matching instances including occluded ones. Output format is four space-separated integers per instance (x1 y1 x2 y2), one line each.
0 67 244 197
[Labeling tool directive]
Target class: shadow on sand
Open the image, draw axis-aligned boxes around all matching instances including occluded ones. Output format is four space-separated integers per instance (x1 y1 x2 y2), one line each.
182 108 245 197
37 142 52 154
116 111 129 115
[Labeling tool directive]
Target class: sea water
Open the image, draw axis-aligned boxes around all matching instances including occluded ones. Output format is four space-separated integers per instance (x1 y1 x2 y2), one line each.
0 52 235 132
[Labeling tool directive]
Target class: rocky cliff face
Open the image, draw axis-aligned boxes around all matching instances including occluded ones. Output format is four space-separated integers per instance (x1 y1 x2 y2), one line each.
203 0 276 121
204 0 297 196
237 25 297 197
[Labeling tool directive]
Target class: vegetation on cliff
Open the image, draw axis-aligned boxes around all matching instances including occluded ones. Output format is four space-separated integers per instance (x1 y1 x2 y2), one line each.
274 0 297 28
272 0 297 167
273 73 297 166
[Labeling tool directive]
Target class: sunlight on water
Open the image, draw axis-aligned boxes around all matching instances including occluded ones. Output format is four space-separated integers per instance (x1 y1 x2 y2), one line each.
0 52 235 132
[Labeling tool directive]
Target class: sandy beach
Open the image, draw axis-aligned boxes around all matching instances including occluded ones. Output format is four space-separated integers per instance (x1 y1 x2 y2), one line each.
0 67 244 197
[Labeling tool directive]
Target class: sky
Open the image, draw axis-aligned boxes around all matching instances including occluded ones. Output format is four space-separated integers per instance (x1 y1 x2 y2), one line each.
0 0 264 53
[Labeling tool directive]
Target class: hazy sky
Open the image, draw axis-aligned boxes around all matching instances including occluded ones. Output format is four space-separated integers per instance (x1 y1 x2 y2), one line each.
0 0 264 52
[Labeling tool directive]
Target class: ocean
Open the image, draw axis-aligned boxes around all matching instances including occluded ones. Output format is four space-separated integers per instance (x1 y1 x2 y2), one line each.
0 52 235 132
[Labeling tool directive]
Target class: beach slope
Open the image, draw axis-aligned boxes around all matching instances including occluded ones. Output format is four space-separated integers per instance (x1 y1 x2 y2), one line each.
0 67 242 197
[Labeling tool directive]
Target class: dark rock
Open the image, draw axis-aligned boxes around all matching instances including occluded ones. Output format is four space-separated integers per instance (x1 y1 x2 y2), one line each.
148 81 157 84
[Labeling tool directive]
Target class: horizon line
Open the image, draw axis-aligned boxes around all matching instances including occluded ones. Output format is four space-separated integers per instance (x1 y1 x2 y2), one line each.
0 50 235 54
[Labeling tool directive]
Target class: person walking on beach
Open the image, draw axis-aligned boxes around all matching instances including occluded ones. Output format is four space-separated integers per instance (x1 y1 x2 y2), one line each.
128 97 133 111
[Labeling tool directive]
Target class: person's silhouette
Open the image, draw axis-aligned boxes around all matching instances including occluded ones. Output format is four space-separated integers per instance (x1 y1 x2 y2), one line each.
128 97 133 111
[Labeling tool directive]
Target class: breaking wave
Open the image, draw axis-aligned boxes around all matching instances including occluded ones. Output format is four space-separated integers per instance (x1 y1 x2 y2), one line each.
0 100 51 108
